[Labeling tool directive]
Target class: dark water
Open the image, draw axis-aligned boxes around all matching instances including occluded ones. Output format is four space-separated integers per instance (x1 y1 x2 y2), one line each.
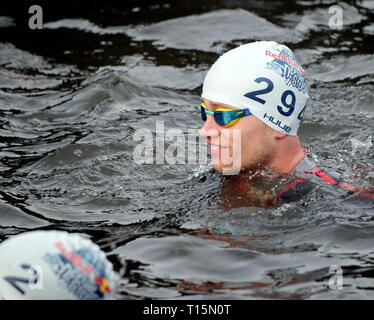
0 0 373 299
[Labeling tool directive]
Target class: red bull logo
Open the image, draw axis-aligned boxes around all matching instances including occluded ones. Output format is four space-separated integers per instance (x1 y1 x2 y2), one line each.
54 241 111 295
265 49 305 74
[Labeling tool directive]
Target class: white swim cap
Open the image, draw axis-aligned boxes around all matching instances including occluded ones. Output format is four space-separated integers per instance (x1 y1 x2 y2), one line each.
0 231 118 300
202 41 309 136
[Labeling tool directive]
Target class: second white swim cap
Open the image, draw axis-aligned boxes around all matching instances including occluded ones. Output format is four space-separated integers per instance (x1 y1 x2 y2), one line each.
0 231 118 300
202 41 309 136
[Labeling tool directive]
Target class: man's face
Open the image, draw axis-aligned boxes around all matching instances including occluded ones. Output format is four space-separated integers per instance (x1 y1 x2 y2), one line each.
199 98 276 174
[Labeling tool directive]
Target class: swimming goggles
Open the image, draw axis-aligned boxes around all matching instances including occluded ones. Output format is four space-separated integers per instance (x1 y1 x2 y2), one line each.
200 102 252 127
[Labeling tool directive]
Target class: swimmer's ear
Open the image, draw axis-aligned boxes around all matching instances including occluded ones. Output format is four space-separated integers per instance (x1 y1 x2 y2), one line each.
273 131 288 140
266 123 288 140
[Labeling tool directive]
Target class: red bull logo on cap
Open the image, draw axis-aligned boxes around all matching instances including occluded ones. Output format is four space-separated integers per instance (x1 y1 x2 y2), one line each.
265 49 305 74
55 241 111 295
42 241 112 299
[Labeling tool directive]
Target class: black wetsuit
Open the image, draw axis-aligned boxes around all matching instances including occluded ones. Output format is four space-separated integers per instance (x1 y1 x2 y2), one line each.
220 156 374 209
281 156 374 202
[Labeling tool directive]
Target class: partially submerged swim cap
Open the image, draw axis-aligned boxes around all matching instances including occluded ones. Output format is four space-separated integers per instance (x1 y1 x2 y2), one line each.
202 41 309 136
0 231 118 300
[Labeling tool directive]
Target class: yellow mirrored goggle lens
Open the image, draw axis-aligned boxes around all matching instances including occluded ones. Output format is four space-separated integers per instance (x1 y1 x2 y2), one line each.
200 103 241 127
214 107 241 127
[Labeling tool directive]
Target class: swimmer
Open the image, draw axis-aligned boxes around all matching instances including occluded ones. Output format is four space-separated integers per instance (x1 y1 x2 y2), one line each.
199 41 374 203
0 230 118 300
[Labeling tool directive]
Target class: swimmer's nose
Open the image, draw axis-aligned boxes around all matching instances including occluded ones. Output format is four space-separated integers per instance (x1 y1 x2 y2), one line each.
199 115 220 139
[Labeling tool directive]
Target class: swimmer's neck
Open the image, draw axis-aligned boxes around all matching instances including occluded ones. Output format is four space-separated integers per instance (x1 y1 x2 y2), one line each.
265 137 306 175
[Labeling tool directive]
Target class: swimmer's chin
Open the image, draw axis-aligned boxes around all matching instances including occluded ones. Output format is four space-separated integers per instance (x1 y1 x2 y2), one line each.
212 162 243 175
212 162 222 172
212 161 277 177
